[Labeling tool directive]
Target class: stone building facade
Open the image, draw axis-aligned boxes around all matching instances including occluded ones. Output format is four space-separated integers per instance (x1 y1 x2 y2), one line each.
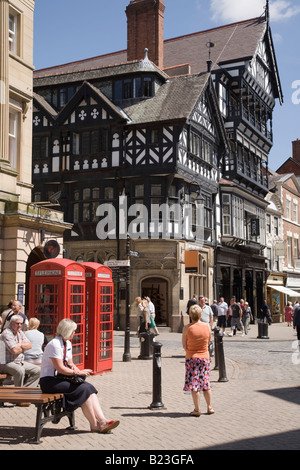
0 0 71 312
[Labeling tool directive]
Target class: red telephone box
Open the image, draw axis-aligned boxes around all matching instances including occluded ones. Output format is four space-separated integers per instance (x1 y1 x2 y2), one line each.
29 259 86 369
83 262 113 374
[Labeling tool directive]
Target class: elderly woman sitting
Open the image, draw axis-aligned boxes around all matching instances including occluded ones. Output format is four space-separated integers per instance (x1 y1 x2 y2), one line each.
40 318 120 434
182 304 215 417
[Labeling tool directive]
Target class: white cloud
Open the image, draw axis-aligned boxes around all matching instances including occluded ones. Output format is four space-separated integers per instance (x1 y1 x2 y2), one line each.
270 1 300 20
210 0 300 23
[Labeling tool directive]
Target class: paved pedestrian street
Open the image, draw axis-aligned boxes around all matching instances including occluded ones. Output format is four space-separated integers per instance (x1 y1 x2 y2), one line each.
0 322 299 452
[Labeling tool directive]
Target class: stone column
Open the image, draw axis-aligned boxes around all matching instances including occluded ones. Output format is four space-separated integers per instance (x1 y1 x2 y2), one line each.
0 0 9 167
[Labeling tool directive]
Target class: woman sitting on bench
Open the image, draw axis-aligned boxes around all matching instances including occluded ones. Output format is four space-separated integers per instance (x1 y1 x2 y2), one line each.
39 318 120 434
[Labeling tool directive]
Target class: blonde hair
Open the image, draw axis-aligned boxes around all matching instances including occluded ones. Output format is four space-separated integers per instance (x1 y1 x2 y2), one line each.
56 318 77 340
28 317 40 330
135 297 142 303
189 304 202 322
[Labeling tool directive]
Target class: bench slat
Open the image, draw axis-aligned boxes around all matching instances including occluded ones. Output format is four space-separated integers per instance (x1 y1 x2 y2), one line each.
0 387 63 404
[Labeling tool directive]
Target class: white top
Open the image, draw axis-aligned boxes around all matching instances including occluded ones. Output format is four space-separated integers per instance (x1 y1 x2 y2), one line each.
200 305 213 324
148 301 155 315
40 336 72 378
218 302 228 316
24 329 44 361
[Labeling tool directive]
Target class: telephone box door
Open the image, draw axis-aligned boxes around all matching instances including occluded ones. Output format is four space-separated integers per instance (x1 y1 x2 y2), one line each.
97 281 113 372
67 281 86 369
29 259 86 370
83 262 113 373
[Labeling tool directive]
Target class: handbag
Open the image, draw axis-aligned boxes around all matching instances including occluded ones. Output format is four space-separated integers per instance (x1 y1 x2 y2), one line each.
54 340 86 384
55 370 86 384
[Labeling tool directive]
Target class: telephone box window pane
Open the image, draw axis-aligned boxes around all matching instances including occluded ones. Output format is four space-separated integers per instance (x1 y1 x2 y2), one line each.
34 284 58 339
98 284 113 362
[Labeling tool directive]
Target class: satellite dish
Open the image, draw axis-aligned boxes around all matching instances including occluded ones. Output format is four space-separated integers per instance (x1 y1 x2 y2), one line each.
44 240 60 259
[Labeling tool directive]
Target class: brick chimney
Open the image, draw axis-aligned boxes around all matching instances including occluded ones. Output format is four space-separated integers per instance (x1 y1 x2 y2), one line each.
126 0 165 69
292 139 300 162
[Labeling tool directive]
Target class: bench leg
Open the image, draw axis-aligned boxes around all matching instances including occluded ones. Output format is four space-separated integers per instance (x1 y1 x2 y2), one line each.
33 400 76 444
34 404 44 444
66 411 76 430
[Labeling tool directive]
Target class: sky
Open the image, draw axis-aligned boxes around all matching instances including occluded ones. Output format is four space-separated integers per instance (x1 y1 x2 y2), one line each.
33 0 300 172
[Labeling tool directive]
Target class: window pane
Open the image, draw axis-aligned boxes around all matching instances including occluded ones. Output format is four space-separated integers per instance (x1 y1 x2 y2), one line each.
83 188 91 200
9 111 18 168
82 132 90 154
114 81 122 100
91 131 100 153
104 187 114 199
9 13 17 54
151 184 161 196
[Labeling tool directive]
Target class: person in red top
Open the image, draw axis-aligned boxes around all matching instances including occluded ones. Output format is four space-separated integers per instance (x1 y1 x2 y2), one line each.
284 301 293 326
182 304 215 417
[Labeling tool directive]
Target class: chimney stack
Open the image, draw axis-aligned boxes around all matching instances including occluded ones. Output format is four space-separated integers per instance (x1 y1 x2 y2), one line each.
292 139 300 162
126 0 165 69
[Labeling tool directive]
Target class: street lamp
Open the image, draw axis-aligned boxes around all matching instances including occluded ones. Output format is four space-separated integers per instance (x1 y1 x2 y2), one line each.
123 234 131 362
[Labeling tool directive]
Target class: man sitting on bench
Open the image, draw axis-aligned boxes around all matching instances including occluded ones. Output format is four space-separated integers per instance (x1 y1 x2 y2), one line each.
0 315 40 387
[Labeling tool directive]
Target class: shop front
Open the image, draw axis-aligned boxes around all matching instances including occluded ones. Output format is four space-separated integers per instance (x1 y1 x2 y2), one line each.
267 276 300 322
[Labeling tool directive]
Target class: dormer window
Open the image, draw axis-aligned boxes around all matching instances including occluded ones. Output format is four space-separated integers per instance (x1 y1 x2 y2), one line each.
114 76 154 101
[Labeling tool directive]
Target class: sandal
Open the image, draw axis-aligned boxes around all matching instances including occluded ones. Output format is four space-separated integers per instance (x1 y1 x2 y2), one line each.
207 407 215 415
92 420 120 433
189 410 201 417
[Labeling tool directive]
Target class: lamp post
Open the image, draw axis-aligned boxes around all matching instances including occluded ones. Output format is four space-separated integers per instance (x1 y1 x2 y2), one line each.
123 234 131 362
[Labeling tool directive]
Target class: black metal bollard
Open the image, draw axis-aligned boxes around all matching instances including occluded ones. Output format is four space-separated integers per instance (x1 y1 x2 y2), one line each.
213 327 220 370
257 321 269 339
149 342 165 409
138 331 154 360
215 331 228 382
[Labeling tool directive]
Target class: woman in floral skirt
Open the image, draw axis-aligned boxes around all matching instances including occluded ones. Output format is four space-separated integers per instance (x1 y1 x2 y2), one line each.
182 304 214 417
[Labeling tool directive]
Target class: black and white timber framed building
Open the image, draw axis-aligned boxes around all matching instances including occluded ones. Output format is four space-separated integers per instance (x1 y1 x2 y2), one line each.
32 0 283 328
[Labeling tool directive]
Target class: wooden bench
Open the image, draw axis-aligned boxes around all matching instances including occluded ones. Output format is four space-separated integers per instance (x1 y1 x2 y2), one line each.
0 374 7 386
0 386 76 444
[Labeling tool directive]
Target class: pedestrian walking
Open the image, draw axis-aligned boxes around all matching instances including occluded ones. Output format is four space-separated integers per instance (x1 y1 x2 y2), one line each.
186 295 198 323
199 296 213 327
217 297 228 335
182 304 214 417
243 302 252 335
227 297 245 336
135 296 144 334
1 300 28 332
145 296 159 335
139 299 151 334
293 305 300 349
260 300 272 325
210 300 218 329
284 302 293 326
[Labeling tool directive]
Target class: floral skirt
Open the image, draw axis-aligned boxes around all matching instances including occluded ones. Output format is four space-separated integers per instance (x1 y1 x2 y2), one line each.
183 358 211 392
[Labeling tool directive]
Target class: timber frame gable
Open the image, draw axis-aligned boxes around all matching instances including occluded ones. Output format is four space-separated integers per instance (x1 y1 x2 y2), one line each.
58 81 128 127
177 76 228 192
33 93 57 128
33 81 128 129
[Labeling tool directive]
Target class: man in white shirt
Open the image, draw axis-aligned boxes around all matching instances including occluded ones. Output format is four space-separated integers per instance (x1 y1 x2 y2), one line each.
146 297 159 335
217 297 228 335
199 296 213 327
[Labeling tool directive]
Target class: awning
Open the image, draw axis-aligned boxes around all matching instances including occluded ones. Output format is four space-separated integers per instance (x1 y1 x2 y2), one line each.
268 285 300 297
